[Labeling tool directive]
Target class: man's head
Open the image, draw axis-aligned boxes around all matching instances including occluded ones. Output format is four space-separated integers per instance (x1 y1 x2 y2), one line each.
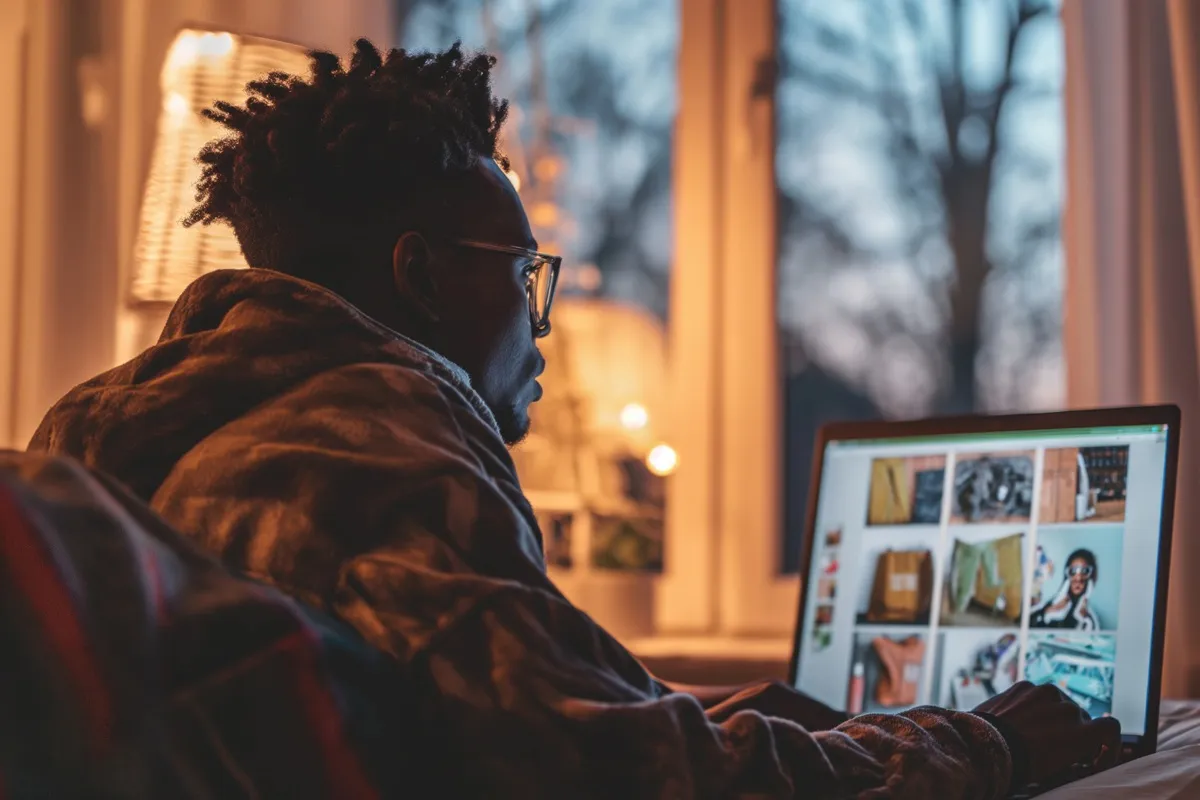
185 39 552 444
1065 548 1097 597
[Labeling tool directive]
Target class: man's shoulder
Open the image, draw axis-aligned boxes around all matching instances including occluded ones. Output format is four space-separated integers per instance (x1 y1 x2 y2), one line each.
166 359 512 490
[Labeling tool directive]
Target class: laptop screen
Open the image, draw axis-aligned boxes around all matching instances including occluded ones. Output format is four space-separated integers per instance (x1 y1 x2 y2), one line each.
791 420 1173 740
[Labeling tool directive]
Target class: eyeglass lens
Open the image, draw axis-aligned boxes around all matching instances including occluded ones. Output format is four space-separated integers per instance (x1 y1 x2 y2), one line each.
527 260 552 322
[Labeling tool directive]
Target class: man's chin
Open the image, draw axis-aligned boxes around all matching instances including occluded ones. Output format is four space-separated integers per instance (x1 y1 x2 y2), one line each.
498 409 532 447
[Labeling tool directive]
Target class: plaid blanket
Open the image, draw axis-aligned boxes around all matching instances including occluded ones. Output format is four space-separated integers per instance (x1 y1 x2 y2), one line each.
23 268 1015 798
0 451 408 799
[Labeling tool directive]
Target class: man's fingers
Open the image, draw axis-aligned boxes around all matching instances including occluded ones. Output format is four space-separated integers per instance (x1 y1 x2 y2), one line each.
1086 717 1122 770
1063 716 1121 769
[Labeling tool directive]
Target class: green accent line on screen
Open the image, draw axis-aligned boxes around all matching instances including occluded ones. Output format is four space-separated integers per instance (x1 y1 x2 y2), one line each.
829 424 1164 449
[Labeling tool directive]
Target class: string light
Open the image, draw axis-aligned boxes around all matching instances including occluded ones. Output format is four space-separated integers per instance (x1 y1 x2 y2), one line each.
620 402 649 431
646 444 678 477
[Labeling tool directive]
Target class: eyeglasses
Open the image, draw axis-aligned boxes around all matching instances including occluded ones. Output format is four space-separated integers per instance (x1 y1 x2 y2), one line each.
1067 565 1094 578
454 239 561 338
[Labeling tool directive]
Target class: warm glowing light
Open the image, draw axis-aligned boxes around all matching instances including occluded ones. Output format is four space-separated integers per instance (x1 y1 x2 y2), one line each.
169 32 199 68
198 32 235 58
534 155 562 182
165 92 190 117
620 402 649 431
132 29 310 305
164 31 235 73
646 444 678 477
504 168 521 192
530 201 559 227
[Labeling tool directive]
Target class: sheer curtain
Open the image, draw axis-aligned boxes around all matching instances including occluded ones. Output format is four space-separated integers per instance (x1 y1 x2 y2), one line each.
1063 0 1200 698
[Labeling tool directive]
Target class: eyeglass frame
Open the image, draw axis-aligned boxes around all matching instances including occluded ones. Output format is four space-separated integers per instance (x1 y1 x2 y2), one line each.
453 238 561 338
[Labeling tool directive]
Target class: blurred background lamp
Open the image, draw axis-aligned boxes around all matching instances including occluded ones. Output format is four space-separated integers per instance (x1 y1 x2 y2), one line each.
128 28 309 305
646 443 678 477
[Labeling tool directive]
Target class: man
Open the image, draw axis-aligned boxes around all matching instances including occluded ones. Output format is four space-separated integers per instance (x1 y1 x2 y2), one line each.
1032 549 1102 630
30 40 1118 797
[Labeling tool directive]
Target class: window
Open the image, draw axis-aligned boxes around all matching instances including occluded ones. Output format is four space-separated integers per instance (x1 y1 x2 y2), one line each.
777 0 1067 574
392 0 1070 641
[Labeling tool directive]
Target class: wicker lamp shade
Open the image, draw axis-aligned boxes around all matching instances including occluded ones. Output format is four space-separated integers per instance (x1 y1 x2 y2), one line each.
128 28 309 304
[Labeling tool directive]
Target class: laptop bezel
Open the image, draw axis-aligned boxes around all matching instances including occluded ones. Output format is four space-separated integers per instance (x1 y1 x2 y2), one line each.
786 404 1181 759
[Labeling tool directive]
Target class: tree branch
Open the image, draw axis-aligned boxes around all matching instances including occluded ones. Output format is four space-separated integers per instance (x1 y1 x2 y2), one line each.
984 0 1057 170
939 0 967 168
781 62 890 110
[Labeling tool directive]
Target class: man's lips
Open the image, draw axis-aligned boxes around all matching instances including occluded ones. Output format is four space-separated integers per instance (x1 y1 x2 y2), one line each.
532 358 546 400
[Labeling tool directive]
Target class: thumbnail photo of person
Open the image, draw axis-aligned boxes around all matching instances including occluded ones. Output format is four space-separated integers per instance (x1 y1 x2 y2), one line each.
951 451 1035 524
941 530 1025 627
855 532 937 626
1029 526 1123 631
846 633 928 715
1041 446 1129 524
932 629 1021 710
1025 633 1116 718
866 456 946 526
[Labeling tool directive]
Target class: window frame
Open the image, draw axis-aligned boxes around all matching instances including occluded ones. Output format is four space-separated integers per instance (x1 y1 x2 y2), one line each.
0 0 29 449
651 0 724 633
709 0 799 635
655 0 799 637
686 0 1074 637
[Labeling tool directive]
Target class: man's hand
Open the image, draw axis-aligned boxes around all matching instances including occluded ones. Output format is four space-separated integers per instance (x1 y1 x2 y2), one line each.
703 680 849 731
974 681 1121 786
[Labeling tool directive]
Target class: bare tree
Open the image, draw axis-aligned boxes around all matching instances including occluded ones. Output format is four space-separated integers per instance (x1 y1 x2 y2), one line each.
778 0 1063 415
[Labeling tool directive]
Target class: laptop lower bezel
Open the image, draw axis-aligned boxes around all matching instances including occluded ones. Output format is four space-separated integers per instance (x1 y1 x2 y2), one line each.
786 404 1181 759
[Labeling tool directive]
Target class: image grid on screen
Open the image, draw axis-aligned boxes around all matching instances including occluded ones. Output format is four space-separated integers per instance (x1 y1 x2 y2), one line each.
794 424 1166 733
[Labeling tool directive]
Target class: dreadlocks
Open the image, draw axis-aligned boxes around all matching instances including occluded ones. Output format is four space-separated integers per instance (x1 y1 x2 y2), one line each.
185 38 509 285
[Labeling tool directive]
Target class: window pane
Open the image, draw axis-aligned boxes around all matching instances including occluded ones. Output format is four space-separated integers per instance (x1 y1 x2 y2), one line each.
398 1 677 578
777 0 1065 572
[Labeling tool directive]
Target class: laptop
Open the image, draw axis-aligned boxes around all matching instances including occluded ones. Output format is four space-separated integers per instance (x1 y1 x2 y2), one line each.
788 406 1180 792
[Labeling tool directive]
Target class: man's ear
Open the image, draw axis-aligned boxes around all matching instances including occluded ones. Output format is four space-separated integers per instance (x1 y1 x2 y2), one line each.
392 232 440 324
